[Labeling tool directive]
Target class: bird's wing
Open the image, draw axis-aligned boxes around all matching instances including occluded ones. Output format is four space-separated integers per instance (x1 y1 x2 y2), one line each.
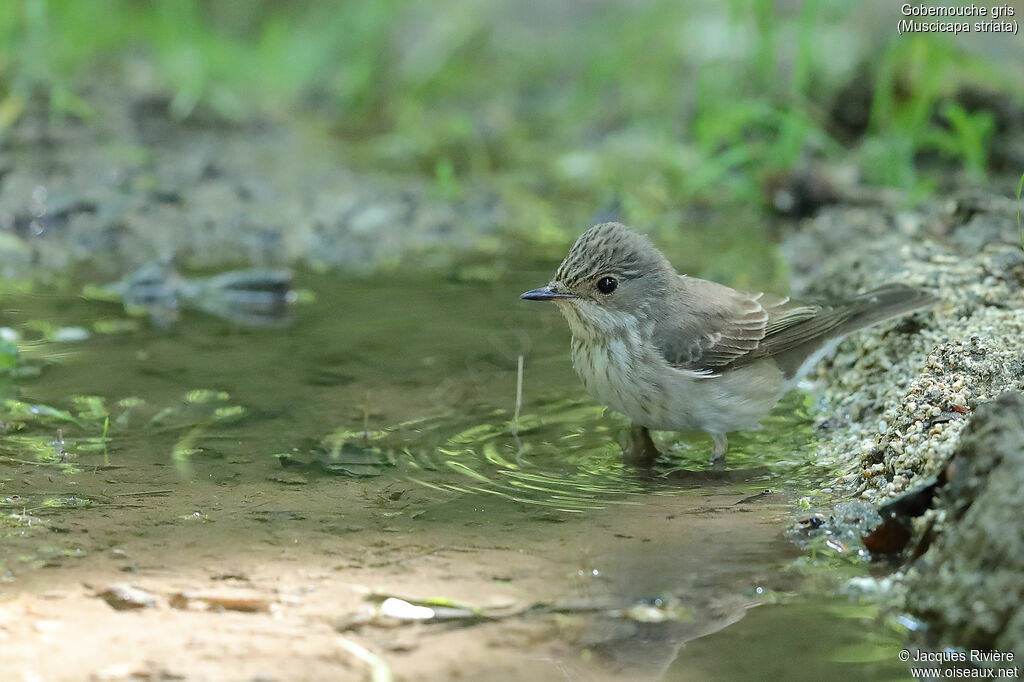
656 278 934 376
653 277 824 372
749 283 934 370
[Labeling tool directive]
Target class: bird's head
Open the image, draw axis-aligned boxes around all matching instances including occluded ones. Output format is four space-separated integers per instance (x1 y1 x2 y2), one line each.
520 222 676 340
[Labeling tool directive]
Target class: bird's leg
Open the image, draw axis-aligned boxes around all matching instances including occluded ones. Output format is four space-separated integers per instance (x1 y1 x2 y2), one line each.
625 424 661 466
710 432 728 469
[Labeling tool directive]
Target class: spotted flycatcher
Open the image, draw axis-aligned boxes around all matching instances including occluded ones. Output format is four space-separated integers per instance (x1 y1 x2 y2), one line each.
521 222 935 466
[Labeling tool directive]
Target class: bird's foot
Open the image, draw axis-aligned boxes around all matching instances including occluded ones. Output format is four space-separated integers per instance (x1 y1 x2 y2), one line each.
710 433 728 470
624 425 662 467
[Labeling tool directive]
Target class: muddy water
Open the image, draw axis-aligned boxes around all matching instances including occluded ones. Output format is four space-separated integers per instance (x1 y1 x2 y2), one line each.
0 271 909 681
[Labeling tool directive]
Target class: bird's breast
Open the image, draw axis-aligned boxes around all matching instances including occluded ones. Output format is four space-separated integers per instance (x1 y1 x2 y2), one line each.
570 332 668 425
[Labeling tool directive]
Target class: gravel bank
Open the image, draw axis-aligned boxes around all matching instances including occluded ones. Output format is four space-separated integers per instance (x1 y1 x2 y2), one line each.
784 195 1024 501
783 193 1024 655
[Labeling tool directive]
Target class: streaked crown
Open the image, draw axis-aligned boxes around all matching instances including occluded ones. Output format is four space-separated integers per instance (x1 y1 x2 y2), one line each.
554 222 672 287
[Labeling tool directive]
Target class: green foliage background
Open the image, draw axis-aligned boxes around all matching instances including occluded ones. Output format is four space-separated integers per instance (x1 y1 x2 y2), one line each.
0 0 1021 270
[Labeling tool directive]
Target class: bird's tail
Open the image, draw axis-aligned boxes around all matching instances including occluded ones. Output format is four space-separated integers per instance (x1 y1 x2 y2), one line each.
771 283 937 384
835 283 938 336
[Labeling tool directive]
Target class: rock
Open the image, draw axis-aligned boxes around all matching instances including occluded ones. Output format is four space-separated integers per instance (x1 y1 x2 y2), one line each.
902 391 1024 658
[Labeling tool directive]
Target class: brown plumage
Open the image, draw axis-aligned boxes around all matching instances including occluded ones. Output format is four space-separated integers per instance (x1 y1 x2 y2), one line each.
656 279 935 378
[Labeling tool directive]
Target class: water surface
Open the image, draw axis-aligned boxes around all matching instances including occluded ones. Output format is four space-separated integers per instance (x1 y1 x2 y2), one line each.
0 271 910 681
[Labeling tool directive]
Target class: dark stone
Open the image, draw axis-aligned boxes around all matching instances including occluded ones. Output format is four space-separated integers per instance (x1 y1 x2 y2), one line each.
903 391 1024 658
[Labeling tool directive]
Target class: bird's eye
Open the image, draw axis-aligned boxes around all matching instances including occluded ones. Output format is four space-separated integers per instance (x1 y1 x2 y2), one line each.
596 276 618 294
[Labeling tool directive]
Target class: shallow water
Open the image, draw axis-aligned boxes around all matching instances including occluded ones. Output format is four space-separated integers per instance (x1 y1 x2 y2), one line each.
0 271 910 681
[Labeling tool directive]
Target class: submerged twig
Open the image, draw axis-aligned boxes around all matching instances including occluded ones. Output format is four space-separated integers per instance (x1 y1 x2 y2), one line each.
0 456 63 467
344 592 702 630
335 637 392 682
512 355 525 463
514 355 524 425
102 416 110 467
55 428 66 461
0 456 125 469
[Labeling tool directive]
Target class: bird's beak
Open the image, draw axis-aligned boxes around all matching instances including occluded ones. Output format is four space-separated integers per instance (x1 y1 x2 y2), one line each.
520 285 576 301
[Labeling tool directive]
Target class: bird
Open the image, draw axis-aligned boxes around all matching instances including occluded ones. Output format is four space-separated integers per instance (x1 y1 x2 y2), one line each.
520 222 936 466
